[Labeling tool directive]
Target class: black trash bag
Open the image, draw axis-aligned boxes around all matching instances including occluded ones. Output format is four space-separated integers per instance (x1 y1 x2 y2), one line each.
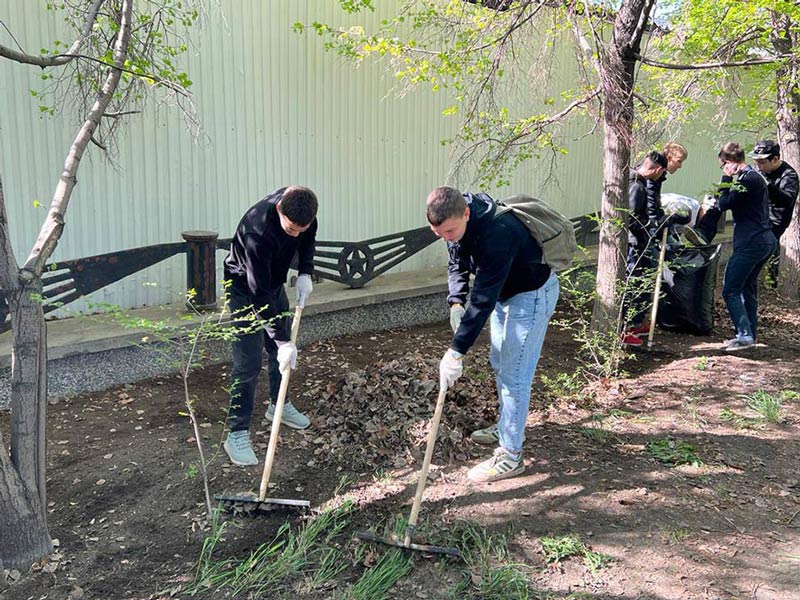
658 244 721 336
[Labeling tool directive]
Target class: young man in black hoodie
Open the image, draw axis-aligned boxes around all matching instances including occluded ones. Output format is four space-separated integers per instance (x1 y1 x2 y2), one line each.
750 140 799 284
222 186 318 465
427 186 560 483
623 151 668 347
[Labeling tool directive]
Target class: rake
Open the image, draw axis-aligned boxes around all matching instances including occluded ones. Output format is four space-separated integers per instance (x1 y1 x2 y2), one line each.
215 305 310 513
356 387 461 557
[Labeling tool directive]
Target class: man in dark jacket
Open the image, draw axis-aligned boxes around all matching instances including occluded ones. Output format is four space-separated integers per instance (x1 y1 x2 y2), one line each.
623 151 668 346
427 187 559 483
750 140 799 284
714 143 776 351
222 186 318 465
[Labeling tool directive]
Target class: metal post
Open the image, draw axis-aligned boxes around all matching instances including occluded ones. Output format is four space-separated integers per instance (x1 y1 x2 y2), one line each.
181 230 219 310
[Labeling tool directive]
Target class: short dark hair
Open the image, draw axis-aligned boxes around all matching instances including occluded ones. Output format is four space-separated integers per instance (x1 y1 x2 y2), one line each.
718 142 745 163
646 150 668 169
279 186 318 226
426 186 466 226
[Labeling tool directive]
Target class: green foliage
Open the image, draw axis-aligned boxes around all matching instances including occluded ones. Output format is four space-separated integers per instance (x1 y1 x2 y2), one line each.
299 1 602 187
189 501 355 596
742 390 784 423
450 522 532 600
646 438 701 467
539 534 612 575
644 0 800 138
695 356 709 371
34 0 202 139
346 549 413 600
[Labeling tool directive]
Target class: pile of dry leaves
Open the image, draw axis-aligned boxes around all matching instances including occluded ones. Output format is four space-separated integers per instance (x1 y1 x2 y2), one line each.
306 352 498 472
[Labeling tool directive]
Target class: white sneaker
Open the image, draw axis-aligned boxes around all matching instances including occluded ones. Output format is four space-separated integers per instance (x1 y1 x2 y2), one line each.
266 401 310 430
467 448 524 483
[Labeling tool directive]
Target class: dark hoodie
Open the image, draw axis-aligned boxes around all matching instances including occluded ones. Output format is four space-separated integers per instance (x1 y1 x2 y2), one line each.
223 187 317 319
447 192 551 355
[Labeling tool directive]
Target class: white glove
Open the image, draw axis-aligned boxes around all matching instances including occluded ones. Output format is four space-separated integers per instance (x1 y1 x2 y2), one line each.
439 348 464 392
701 194 716 211
275 341 297 374
295 274 313 308
662 266 675 288
449 304 465 333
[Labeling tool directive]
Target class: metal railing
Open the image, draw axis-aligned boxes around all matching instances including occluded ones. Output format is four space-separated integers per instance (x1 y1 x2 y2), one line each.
0 215 597 334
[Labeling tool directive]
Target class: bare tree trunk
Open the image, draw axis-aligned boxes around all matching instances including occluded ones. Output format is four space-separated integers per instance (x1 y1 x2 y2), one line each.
591 0 655 331
772 12 800 301
0 178 52 571
0 0 133 572
0 432 51 571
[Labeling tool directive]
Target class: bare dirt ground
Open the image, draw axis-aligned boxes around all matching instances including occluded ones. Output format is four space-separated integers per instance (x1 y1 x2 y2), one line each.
3 293 800 600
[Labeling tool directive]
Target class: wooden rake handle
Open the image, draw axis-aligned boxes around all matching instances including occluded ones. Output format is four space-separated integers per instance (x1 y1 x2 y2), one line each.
258 305 303 501
404 386 448 546
647 227 670 349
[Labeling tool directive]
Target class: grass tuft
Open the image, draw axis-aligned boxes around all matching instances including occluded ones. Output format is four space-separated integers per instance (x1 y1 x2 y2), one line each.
539 533 612 574
646 438 701 467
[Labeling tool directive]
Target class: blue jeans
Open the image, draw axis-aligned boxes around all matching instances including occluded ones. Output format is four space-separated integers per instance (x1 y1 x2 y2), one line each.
490 272 559 455
228 284 289 432
722 241 776 341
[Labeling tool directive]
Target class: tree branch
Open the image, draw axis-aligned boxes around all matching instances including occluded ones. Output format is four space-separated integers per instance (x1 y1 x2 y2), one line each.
0 0 106 67
22 0 133 277
637 53 792 71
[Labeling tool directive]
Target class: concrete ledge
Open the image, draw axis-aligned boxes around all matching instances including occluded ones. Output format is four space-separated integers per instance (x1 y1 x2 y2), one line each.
0 268 449 404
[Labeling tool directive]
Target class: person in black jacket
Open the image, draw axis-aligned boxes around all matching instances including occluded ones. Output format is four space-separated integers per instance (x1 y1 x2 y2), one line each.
713 143 776 351
750 140 799 284
222 186 318 465
645 142 688 227
623 151 668 347
427 187 559 484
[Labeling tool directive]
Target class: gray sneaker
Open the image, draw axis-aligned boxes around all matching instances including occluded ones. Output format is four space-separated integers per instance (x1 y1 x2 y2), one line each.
266 401 310 430
470 424 499 445
725 337 755 352
224 430 258 466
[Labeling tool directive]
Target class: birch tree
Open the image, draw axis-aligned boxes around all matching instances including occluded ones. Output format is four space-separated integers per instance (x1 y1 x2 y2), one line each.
0 0 203 572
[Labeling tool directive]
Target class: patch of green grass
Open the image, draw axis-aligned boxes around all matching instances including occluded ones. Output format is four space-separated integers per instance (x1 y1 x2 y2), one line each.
683 399 707 428
719 407 753 429
646 438 701 467
606 408 634 419
743 390 783 423
188 502 354 596
449 522 532 599
660 527 691 544
346 549 412 600
539 534 612 575
465 367 492 382
372 469 394 485
579 426 615 444
781 389 799 401
695 356 709 371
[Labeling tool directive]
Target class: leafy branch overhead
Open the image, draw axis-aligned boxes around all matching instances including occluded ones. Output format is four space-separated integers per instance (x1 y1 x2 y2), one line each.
297 0 611 187
1 0 202 143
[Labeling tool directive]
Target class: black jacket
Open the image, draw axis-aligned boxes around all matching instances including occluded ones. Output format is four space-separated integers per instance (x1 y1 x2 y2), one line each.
717 167 775 249
447 193 551 354
223 188 317 339
628 169 651 249
761 161 799 237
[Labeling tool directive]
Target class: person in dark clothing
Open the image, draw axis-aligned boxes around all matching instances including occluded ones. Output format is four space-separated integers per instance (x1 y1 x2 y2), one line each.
750 140 799 285
645 142 688 227
700 143 776 351
222 186 318 465
427 187 559 484
623 151 668 347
